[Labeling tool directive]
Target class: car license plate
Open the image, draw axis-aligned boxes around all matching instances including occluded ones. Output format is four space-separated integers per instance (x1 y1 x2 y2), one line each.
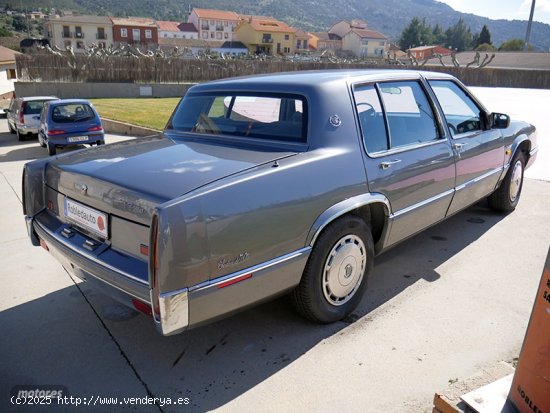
67 136 89 143
64 198 108 239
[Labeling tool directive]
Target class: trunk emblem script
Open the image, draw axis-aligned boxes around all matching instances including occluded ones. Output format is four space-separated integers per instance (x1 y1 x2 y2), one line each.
75 183 88 195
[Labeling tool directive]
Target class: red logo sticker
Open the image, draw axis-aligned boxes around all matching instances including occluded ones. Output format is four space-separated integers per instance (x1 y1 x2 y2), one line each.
97 216 105 232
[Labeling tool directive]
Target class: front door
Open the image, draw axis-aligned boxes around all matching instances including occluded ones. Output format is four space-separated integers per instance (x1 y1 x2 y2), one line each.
428 80 504 215
132 28 141 42
354 80 455 247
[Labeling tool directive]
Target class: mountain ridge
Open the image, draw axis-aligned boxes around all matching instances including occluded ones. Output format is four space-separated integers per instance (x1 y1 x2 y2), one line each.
4 0 550 50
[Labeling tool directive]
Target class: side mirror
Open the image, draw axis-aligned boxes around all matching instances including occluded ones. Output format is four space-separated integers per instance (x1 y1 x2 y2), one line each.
491 113 510 129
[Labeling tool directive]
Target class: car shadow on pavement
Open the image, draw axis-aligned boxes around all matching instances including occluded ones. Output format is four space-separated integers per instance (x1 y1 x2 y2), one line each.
0 131 86 163
0 200 505 412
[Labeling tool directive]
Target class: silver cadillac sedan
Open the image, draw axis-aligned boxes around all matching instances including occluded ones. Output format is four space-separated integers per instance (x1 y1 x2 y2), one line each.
23 70 538 335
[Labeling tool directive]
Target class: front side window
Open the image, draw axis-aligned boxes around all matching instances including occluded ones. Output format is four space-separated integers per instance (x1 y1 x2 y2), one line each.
429 80 482 137
379 81 439 148
168 93 307 143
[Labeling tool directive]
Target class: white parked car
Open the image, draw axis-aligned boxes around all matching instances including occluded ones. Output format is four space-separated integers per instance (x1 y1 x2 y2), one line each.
6 96 58 141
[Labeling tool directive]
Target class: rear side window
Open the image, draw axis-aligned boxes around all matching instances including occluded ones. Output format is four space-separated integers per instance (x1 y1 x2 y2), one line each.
354 85 388 153
168 93 307 143
51 103 96 123
23 100 48 115
379 81 439 148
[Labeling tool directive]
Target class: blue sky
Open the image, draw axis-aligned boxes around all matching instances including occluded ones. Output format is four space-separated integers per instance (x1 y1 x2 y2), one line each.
437 0 550 24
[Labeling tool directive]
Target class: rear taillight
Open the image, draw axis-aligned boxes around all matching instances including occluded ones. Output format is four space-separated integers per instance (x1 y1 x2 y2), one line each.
132 299 152 317
19 102 25 125
87 126 103 132
150 215 160 319
48 130 66 136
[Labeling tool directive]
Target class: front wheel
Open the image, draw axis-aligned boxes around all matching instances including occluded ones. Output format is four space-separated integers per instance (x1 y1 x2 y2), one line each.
488 152 525 212
291 215 374 323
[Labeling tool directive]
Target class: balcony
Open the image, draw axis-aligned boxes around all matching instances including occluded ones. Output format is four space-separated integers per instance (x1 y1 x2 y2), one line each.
96 33 108 40
261 38 273 44
75 32 85 39
62 32 72 38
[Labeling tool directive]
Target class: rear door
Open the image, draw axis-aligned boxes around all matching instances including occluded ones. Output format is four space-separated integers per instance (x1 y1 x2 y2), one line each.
354 79 455 247
428 80 504 215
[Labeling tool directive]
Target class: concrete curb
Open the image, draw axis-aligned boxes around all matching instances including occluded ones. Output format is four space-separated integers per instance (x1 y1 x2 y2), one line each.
101 118 161 137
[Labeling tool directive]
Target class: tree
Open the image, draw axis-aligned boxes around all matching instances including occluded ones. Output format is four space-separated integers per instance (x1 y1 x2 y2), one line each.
445 18 473 52
0 26 11 37
478 25 492 45
498 39 527 51
399 17 434 50
11 15 26 32
432 24 446 44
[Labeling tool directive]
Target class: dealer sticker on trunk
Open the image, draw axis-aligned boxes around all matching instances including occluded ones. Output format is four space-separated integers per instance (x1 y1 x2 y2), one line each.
64 198 108 239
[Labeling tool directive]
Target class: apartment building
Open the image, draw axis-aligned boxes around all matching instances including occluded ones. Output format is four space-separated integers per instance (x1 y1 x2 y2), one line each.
47 15 113 52
188 8 240 42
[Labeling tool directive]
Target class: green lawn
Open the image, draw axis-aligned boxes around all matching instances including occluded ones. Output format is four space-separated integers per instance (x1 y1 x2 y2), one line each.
90 98 181 131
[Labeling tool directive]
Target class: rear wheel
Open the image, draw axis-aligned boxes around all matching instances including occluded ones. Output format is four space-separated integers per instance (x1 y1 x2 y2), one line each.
8 123 15 134
38 133 46 148
488 152 525 212
47 141 56 156
16 129 24 141
291 215 374 323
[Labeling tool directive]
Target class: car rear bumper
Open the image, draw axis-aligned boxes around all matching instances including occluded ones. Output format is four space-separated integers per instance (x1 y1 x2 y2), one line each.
48 133 105 146
26 211 310 336
17 125 39 134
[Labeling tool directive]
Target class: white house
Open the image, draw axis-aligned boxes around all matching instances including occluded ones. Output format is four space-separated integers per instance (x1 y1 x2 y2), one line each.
47 15 114 52
157 21 198 39
0 46 19 112
188 8 240 42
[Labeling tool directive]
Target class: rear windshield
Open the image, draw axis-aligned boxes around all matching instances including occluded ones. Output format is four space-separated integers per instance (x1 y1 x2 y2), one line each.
51 103 95 123
23 100 49 115
168 93 307 143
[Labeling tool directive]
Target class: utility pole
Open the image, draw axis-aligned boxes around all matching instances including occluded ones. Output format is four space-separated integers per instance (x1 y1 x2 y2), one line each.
524 0 536 51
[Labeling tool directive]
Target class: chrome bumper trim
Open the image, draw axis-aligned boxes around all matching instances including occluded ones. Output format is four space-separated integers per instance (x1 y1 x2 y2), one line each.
529 146 539 157
34 218 148 286
153 288 190 336
190 247 312 293
25 216 40 246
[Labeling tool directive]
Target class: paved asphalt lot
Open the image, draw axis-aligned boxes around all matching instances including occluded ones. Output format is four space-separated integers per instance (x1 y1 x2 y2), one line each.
0 87 549 413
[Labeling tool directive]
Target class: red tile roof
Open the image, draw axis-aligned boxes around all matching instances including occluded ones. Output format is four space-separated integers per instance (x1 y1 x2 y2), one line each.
110 17 156 27
192 8 240 21
157 20 181 32
247 18 296 33
0 45 20 63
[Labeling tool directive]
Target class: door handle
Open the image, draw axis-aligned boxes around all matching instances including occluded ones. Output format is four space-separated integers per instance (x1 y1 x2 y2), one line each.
380 159 402 170
452 142 468 151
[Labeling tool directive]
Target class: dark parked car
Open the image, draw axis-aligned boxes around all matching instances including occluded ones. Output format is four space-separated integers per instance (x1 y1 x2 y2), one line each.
38 99 105 155
23 70 538 335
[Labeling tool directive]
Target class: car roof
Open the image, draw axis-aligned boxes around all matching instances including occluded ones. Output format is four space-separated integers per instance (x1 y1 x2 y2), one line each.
193 69 456 91
19 96 58 101
48 99 93 105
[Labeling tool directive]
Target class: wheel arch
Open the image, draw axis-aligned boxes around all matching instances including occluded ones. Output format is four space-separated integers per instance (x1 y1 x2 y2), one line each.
510 135 531 163
306 193 391 254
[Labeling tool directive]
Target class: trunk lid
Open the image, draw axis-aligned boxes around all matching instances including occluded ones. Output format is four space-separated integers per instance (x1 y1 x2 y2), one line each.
45 135 296 225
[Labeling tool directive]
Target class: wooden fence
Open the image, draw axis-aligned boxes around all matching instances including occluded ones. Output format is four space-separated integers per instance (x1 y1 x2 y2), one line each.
15 54 550 89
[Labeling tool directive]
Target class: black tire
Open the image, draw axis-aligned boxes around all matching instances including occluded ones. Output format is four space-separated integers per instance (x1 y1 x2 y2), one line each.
291 215 374 323
16 129 24 141
8 123 15 134
38 133 46 148
488 152 526 212
97 141 104 146
47 141 56 156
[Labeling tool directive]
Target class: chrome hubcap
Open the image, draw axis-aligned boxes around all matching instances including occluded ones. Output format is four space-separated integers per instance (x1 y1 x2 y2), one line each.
322 235 366 306
509 159 523 203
